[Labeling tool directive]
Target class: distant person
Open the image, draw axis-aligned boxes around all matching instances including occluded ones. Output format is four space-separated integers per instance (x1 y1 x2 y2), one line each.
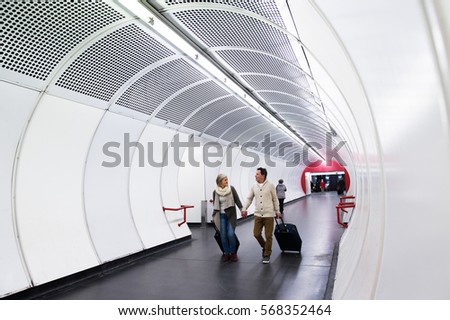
337 178 346 195
276 179 287 215
241 168 280 264
313 180 320 192
320 179 325 192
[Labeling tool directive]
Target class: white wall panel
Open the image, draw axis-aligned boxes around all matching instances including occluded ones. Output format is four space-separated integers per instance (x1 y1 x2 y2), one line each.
285 165 304 201
179 144 205 223
226 146 242 197
203 150 222 222
232 165 246 206
129 124 176 248
218 144 236 179
269 160 285 201
227 152 247 210
304 172 312 195
297 165 306 198
199 137 227 202
84 112 145 262
311 56 364 159
338 0 450 299
308 0 450 299
204 159 221 201
160 132 192 239
292 0 385 299
235 152 257 213
15 94 103 285
0 82 36 296
227 147 246 220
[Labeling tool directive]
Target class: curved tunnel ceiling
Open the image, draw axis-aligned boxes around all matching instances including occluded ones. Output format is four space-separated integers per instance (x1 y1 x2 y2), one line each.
0 0 347 163
144 0 338 156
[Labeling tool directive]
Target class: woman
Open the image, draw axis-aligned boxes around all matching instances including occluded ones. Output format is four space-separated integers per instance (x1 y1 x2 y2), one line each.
212 174 244 262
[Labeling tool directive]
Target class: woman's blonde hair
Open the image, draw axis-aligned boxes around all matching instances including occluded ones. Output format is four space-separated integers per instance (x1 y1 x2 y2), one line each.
216 173 227 186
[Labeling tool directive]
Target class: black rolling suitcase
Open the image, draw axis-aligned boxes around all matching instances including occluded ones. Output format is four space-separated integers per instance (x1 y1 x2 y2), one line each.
213 223 240 253
274 217 302 253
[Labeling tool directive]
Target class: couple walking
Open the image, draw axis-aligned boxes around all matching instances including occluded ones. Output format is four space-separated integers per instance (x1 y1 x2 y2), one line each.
212 168 281 264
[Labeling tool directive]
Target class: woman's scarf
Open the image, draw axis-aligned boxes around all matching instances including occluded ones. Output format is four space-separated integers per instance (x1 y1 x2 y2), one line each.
215 185 231 197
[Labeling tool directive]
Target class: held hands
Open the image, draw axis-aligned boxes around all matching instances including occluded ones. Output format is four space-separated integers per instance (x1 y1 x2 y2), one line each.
241 210 248 217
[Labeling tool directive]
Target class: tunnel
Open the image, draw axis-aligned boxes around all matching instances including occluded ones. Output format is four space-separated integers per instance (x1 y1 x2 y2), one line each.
1 0 450 301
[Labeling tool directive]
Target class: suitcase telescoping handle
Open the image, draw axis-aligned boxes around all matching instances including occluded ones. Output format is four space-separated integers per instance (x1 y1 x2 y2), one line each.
275 216 288 232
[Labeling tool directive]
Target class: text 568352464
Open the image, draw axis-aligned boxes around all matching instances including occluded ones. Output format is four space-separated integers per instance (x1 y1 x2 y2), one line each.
260 304 331 316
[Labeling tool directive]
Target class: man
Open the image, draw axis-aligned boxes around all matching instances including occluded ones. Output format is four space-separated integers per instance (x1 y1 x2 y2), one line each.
242 168 281 264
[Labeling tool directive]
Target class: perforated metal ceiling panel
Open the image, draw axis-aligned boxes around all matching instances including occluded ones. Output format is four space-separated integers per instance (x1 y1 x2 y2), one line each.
241 75 314 103
172 9 297 64
162 0 286 28
56 24 175 101
279 112 330 132
218 115 267 142
1 1 125 83
146 0 330 158
116 58 208 115
257 92 318 113
272 103 325 117
155 80 229 125
204 110 261 140
252 128 286 155
227 121 270 143
3 0 318 162
216 50 310 87
183 95 245 133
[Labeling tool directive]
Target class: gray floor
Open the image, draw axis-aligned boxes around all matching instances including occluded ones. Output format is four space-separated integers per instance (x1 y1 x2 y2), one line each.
49 192 344 300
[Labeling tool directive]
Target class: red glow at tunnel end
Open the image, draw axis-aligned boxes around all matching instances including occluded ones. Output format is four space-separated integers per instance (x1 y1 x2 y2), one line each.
301 160 350 193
